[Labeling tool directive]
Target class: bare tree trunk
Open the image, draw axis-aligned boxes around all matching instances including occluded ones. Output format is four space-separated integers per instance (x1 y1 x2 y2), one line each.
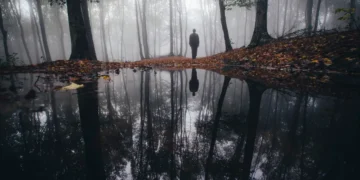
218 0 233 52
31 6 45 60
184 1 188 57
322 0 328 29
135 0 144 59
120 0 125 60
27 0 40 63
0 5 10 65
282 0 289 36
349 0 356 29
306 0 314 35
100 1 109 61
178 0 183 56
10 1 33 65
276 0 280 37
201 0 209 55
66 0 97 60
54 6 66 59
81 0 97 60
244 8 248 46
249 0 272 47
169 0 174 56
141 0 150 58
213 3 218 53
35 0 51 62
313 0 322 32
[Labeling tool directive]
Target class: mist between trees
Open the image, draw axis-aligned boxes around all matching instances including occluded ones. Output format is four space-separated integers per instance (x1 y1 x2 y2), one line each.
0 0 358 65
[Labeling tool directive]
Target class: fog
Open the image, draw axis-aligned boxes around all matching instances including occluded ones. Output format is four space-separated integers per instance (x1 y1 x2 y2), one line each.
0 0 359 65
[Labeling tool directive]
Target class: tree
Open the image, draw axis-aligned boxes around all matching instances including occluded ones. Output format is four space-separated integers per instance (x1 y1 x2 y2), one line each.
349 0 356 29
35 0 52 62
135 0 144 59
141 0 150 58
169 0 174 56
306 0 314 35
10 0 34 65
0 4 10 65
218 0 232 52
313 0 322 32
249 0 272 47
51 0 97 60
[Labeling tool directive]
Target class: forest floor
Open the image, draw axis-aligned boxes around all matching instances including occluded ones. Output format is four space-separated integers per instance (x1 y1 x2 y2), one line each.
1 30 360 96
1 30 359 75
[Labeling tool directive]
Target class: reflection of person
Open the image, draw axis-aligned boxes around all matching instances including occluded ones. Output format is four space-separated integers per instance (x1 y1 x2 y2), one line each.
189 29 199 59
189 68 199 96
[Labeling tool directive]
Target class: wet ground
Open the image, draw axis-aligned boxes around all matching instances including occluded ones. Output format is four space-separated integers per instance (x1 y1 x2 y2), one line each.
0 68 359 180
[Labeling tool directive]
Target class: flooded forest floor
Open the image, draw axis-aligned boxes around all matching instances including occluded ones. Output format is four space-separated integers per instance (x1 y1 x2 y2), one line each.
1 30 359 74
1 30 360 93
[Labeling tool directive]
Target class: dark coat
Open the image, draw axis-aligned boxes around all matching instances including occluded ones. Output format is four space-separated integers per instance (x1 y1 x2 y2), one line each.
189 33 199 48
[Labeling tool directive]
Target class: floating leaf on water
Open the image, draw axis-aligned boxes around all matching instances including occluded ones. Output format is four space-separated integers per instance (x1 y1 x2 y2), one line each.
56 82 84 91
99 75 111 81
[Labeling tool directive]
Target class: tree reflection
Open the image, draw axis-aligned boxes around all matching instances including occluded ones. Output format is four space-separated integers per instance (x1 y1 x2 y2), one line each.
1 70 359 180
77 81 106 180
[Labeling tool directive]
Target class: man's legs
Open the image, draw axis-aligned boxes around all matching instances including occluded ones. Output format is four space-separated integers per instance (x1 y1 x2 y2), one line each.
191 47 198 59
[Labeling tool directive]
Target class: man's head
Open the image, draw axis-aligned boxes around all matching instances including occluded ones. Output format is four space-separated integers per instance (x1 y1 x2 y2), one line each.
193 29 196 33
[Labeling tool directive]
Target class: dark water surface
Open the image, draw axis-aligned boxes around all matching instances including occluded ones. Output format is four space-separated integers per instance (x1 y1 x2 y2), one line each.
0 68 359 180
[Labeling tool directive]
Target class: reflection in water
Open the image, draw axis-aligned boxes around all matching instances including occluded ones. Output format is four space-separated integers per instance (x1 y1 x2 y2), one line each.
0 69 359 180
189 68 199 96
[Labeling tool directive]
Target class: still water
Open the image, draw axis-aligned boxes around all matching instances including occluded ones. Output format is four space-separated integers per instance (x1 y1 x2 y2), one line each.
0 68 359 180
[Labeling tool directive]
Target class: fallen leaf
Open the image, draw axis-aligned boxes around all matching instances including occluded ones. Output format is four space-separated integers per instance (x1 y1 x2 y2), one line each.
57 82 84 91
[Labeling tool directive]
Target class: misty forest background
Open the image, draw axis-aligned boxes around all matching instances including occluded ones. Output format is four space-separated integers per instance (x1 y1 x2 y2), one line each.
0 0 359 65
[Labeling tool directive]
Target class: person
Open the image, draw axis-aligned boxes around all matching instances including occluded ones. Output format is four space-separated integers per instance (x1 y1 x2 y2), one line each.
189 29 199 59
189 68 199 96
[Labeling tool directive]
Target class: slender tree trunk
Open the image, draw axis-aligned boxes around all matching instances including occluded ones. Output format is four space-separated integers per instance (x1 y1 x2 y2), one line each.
276 0 280 37
282 0 289 36
169 0 174 56
218 0 233 52
205 77 231 180
27 0 40 63
213 3 218 53
54 7 66 59
322 0 328 29
121 0 125 60
313 0 322 32
135 0 144 59
249 0 272 47
10 1 33 65
306 0 314 35
244 8 248 46
179 0 183 56
349 0 356 29
201 0 209 55
66 0 97 60
141 0 150 58
0 5 10 64
184 1 188 57
31 6 45 59
35 0 51 62
100 1 109 61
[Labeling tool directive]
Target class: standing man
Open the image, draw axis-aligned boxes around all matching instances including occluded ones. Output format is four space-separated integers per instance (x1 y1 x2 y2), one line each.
189 29 199 59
